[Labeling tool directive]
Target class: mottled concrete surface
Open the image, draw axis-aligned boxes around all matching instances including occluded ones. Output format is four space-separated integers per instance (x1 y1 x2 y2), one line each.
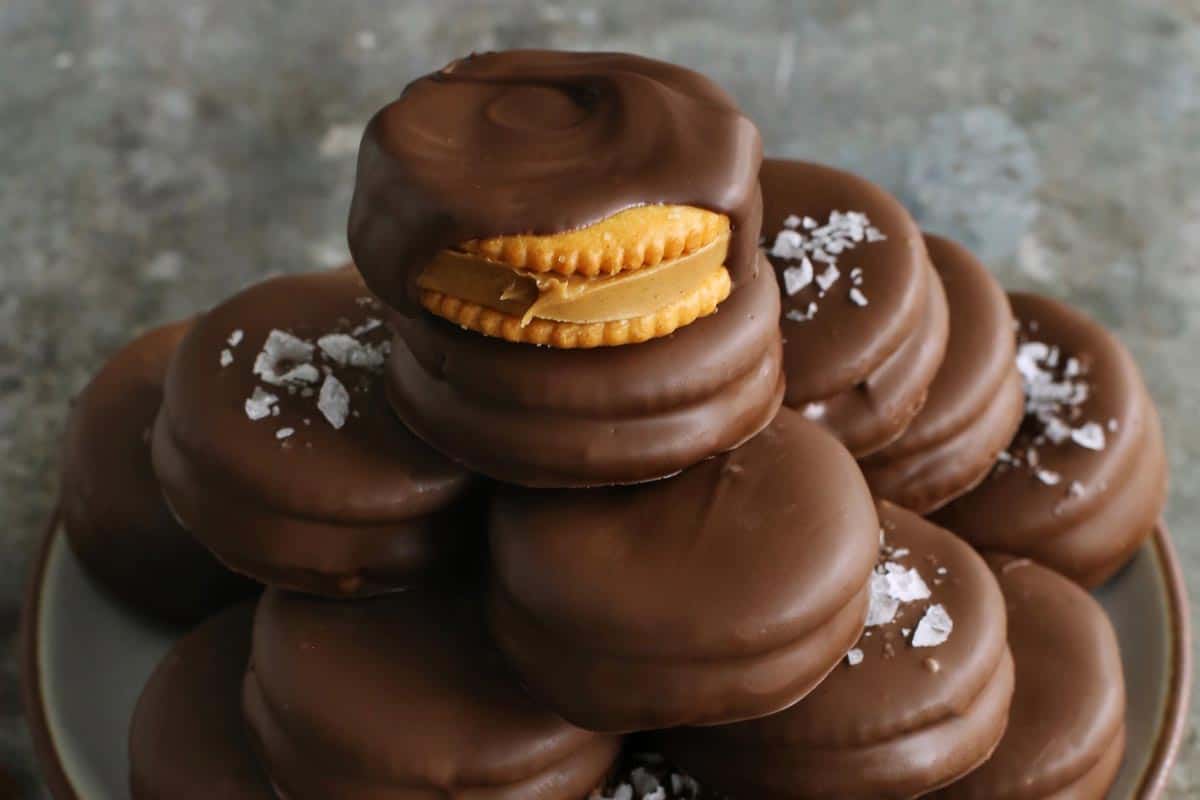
1 0 1198 796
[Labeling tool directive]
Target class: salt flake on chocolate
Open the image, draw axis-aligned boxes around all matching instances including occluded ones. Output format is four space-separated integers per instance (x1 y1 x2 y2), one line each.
816 264 840 293
1036 468 1061 486
1070 421 1106 451
219 349 233 367
884 562 931 602
782 259 814 295
352 317 382 336
254 330 318 386
318 374 350 429
771 229 805 260
912 604 953 647
244 387 278 421
228 329 244 347
866 562 931 627
846 648 864 666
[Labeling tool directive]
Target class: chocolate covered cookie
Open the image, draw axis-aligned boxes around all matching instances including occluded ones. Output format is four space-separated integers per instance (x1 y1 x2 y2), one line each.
935 292 1167 586
488 408 878 732
862 235 1024 513
152 268 480 597
388 255 783 487
129 604 272 799
935 556 1125 799
352 50 783 486
60 320 254 625
244 586 621 799
762 159 949 456
658 501 1014 800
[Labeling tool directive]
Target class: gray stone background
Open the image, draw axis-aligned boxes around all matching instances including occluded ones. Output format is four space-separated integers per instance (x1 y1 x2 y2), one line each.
1 0 1197 796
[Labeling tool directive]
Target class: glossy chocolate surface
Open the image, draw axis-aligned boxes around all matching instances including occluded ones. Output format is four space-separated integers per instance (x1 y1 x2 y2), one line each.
818 261 949 457
935 556 1125 799
488 409 878 731
660 502 1013 799
862 234 1024 512
935 292 1167 586
59 320 254 625
152 268 479 596
244 587 620 799
129 603 272 799
761 158 932 403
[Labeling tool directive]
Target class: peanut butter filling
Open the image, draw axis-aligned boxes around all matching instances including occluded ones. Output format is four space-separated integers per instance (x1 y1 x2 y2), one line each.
417 232 731 326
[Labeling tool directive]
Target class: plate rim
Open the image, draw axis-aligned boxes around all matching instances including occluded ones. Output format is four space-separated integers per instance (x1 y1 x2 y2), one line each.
20 510 1194 800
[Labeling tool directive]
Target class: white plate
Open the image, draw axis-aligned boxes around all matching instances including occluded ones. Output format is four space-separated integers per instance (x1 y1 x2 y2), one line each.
22 517 1192 799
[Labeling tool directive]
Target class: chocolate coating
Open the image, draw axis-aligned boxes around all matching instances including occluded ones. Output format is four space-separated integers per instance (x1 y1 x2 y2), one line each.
152 268 480 597
488 408 878 732
59 320 254 625
129 603 272 799
349 50 763 311
388 253 784 486
659 502 1013 800
244 587 620 799
934 556 1125 799
761 158 932 403
935 292 1167 587
862 234 1024 512
816 260 950 456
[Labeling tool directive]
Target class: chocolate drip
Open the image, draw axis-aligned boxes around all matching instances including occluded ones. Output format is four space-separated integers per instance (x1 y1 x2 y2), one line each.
349 50 763 310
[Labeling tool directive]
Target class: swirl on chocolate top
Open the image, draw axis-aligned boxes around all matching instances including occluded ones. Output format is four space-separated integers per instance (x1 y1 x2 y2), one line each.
349 50 763 309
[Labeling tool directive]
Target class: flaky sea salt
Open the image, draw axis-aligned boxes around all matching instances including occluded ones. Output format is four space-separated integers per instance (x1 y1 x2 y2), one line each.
771 229 805 260
219 349 233 367
228 329 244 347
630 769 661 798
1070 422 1106 451
771 209 886 320
254 330 319 386
244 387 278 421
276 427 295 440
782 260 814 295
912 604 953 647
815 264 840 293
846 648 864 666
786 303 818 323
884 563 932 602
1036 468 1061 486
351 317 382 336
318 374 350 429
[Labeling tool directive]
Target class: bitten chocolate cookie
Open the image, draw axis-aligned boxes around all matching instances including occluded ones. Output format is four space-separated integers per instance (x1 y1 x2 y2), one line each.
350 50 762 316
861 235 1024 513
935 556 1126 799
761 159 949 457
152 268 480 597
388 254 783 487
352 50 783 486
243 587 621 799
935 292 1167 587
60 320 254 625
488 408 878 732
129 604 272 799
658 501 1013 800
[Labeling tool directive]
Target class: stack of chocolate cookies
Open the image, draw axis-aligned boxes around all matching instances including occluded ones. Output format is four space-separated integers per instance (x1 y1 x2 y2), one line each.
56 50 1168 800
